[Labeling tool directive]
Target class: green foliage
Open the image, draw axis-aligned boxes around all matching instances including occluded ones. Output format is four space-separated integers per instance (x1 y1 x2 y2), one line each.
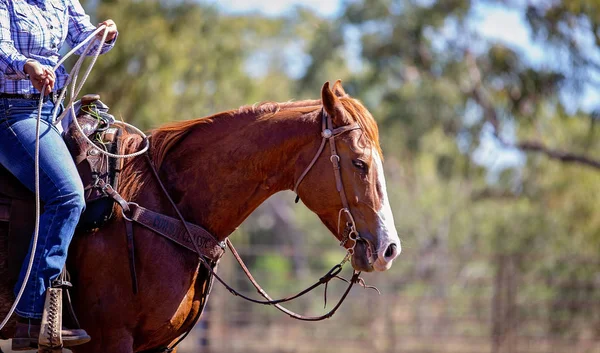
253 253 292 290
80 0 304 129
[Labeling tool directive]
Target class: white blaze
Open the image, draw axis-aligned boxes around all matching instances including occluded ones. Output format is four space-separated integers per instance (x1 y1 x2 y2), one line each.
372 152 401 271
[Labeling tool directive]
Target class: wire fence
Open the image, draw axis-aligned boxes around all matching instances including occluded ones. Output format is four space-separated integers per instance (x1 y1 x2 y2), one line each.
1 196 598 353
176 241 600 353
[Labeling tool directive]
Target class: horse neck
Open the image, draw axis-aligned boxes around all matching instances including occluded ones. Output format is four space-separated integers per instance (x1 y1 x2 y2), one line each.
148 106 322 241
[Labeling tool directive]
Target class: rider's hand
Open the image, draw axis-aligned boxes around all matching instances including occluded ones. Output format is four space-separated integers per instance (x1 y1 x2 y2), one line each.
24 60 55 94
97 19 117 42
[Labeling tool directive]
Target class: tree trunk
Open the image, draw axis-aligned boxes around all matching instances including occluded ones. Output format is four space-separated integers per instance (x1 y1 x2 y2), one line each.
491 254 518 353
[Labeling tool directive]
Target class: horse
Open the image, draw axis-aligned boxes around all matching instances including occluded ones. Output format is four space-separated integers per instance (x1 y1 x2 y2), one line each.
0 80 401 352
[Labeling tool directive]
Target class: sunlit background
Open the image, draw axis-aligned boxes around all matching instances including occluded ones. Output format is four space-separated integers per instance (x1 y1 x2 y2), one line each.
5 0 600 352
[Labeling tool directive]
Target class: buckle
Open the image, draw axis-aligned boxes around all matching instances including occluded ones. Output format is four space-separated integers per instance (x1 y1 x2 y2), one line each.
51 278 73 289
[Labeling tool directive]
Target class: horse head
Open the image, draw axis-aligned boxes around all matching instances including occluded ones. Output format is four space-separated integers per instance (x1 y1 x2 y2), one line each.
294 80 401 272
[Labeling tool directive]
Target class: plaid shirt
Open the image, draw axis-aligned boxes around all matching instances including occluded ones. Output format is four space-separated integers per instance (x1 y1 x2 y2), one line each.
0 0 117 94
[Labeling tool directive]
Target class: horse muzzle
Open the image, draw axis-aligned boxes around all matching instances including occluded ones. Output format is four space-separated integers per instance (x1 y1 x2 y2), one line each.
373 241 400 271
350 233 400 272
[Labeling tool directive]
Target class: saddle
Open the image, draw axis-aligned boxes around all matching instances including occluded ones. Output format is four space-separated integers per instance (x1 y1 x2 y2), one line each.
63 94 123 231
0 94 123 282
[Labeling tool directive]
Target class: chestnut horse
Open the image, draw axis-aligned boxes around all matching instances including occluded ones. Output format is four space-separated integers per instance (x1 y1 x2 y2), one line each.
0 81 401 352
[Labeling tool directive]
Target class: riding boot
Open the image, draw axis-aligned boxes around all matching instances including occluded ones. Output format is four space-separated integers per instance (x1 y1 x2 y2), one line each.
12 318 91 351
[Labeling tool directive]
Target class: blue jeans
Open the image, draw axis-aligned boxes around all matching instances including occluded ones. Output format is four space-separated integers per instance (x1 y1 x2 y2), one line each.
0 98 85 319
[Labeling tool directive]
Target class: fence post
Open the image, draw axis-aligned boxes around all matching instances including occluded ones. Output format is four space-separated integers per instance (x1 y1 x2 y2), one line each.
491 254 518 353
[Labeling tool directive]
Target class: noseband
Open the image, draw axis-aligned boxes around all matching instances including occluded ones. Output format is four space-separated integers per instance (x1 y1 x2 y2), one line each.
293 108 365 256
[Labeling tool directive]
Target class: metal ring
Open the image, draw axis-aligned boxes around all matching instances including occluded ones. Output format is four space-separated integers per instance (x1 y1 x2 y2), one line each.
121 202 138 222
330 155 340 164
322 129 333 138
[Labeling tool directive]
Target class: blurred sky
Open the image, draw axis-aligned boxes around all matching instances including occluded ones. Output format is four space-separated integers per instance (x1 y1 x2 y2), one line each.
213 0 341 17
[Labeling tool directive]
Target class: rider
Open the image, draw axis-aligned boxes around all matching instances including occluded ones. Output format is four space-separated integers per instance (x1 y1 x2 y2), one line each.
0 0 117 349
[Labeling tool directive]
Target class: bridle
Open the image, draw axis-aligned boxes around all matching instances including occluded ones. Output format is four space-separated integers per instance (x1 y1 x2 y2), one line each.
293 108 366 257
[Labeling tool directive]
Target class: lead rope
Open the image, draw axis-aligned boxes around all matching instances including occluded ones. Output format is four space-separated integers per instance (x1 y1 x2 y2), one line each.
224 239 361 321
51 30 150 159
0 26 146 332
0 83 48 332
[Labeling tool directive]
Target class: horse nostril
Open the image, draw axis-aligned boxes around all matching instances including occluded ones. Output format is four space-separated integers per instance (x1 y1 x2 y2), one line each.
384 243 397 260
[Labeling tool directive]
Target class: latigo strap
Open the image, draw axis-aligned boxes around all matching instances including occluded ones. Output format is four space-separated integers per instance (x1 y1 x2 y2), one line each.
126 203 225 261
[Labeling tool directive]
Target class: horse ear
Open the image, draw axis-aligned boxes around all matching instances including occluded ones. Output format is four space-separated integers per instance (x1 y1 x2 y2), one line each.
321 82 351 126
332 79 348 97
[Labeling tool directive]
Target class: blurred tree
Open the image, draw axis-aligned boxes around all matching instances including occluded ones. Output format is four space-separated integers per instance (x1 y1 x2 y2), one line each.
80 0 302 129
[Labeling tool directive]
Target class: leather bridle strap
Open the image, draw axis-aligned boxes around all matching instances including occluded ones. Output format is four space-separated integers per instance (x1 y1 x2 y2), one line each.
293 109 360 199
99 179 139 294
326 112 358 214
294 109 363 252
125 202 225 261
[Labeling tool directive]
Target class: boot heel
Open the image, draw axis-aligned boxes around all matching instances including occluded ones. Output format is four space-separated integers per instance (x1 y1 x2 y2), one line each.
12 337 38 351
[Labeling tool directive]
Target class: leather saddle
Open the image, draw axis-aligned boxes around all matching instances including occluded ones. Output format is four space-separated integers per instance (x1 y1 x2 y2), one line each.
0 94 123 282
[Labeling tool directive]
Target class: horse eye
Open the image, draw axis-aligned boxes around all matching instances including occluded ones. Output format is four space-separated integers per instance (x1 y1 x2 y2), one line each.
352 159 367 171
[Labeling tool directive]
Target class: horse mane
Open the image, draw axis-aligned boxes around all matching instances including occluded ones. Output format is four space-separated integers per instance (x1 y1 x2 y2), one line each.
338 96 383 159
148 96 381 170
118 96 382 202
